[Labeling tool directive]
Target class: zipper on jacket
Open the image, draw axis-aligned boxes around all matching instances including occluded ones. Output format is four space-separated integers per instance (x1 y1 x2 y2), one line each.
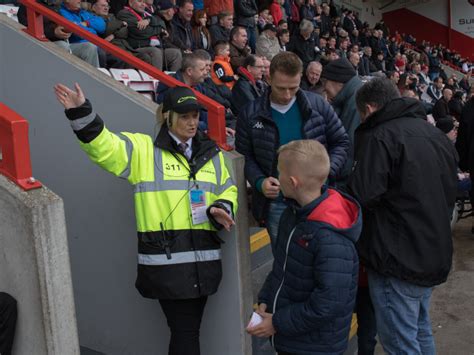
270 226 297 348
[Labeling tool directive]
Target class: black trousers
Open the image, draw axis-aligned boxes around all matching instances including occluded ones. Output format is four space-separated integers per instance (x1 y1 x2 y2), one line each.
0 292 17 355
355 286 377 355
159 296 208 355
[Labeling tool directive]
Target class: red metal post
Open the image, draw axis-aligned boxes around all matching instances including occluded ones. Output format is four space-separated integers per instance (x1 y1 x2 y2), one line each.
19 0 230 150
207 105 232 151
0 103 43 190
23 6 47 41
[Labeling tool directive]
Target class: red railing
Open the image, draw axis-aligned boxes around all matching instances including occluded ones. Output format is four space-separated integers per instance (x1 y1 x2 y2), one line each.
20 0 231 150
0 103 42 191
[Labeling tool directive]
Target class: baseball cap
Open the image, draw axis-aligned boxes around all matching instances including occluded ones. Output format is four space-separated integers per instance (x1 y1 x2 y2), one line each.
162 87 201 113
263 24 277 33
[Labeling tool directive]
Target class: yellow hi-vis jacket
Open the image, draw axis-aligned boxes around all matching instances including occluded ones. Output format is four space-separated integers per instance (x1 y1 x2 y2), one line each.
66 100 238 300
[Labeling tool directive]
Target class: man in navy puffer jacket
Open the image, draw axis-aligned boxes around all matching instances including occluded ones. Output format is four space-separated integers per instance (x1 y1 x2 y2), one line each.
236 52 349 252
248 139 360 355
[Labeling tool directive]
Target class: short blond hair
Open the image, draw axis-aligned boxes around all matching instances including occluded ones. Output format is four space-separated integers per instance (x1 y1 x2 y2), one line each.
278 140 330 186
156 104 179 128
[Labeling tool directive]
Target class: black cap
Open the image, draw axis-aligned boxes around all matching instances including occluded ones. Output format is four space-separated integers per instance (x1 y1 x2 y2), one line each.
321 58 357 83
162 87 201 113
157 0 175 11
436 117 455 133
263 24 277 32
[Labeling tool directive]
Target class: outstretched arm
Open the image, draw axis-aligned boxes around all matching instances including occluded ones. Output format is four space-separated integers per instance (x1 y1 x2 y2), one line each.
53 83 151 184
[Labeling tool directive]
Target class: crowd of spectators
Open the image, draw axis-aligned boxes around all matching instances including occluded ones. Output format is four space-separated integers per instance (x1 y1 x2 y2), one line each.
6 0 474 354
16 0 473 115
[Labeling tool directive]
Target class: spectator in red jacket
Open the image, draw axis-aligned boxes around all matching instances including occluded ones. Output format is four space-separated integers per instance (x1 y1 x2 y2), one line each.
269 0 284 26
203 0 232 25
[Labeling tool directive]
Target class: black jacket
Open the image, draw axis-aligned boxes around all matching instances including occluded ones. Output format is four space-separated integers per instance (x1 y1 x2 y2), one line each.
170 15 194 51
208 24 231 48
233 0 257 28
236 89 349 222
371 58 385 72
287 33 317 68
231 68 261 115
432 98 450 121
348 98 458 287
448 97 464 120
456 97 474 172
203 77 232 109
368 35 382 59
343 16 358 43
358 55 371 76
319 13 331 35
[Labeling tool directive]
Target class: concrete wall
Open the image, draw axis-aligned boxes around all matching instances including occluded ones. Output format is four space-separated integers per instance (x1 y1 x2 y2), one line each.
0 14 252 354
0 174 79 354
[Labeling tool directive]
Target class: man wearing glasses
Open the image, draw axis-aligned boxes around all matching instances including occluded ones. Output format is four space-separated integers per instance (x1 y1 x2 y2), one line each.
231 54 264 115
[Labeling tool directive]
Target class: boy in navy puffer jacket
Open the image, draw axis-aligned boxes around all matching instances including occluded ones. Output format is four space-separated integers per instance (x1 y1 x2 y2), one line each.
247 139 361 355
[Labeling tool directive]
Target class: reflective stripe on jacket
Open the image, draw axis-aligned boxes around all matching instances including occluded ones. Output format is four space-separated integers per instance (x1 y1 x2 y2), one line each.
67 100 238 299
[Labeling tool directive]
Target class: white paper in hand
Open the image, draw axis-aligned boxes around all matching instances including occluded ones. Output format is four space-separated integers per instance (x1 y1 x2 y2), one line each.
247 312 263 328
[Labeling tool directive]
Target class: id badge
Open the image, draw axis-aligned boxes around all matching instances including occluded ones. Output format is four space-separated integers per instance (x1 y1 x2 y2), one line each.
189 189 208 225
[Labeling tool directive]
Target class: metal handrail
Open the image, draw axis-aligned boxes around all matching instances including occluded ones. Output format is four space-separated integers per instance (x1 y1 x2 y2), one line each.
19 0 231 150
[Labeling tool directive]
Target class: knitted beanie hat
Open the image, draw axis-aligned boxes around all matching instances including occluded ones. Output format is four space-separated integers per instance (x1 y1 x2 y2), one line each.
321 58 357 83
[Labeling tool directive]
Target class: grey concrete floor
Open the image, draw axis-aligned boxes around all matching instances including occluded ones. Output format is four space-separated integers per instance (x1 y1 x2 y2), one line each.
430 217 474 355
351 217 474 355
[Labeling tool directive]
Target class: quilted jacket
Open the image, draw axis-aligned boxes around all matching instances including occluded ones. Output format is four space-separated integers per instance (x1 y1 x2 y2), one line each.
235 89 349 222
258 187 361 354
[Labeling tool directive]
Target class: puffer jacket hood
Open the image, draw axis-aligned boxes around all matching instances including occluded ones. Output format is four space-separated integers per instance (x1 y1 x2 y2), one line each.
307 188 361 244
